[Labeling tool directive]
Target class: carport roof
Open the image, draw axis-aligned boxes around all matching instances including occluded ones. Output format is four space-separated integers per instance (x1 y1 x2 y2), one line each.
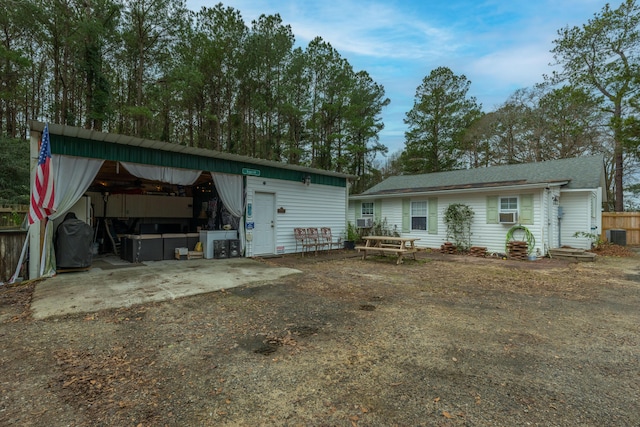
30 121 357 181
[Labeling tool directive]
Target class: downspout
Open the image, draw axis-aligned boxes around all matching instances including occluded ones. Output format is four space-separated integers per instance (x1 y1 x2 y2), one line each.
558 206 564 246
345 179 352 233
541 189 546 256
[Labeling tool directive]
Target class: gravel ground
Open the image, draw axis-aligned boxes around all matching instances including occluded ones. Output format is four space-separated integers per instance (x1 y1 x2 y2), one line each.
0 249 638 426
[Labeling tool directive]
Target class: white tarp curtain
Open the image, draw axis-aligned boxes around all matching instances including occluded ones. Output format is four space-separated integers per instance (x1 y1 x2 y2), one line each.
10 155 104 282
41 155 104 277
121 162 202 186
211 172 245 254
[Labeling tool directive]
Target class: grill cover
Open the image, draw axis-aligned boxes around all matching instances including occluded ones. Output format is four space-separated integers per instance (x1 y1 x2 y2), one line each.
55 215 94 269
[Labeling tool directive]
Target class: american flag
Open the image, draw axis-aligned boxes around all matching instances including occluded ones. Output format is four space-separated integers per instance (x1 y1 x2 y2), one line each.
28 123 55 224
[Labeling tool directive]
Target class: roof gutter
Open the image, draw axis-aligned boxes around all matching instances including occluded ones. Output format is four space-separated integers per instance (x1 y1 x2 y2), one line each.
350 181 569 200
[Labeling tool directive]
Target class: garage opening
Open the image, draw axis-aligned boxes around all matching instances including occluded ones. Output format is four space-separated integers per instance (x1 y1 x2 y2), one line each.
64 159 243 263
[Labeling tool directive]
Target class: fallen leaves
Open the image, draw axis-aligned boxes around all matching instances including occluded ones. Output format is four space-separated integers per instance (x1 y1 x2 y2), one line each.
52 347 166 423
3 251 638 427
590 243 635 257
442 410 466 419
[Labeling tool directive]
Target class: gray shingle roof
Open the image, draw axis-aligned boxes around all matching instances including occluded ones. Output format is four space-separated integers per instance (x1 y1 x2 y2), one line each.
360 155 605 196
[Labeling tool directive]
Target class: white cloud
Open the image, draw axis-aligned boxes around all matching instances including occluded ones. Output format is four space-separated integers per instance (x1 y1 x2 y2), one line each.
469 44 552 84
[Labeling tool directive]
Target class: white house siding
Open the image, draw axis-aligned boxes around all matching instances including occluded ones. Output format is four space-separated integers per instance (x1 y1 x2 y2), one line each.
245 176 347 256
358 189 549 255
444 190 543 255
557 190 597 249
380 198 403 233
349 199 403 233
348 200 356 224
350 186 609 255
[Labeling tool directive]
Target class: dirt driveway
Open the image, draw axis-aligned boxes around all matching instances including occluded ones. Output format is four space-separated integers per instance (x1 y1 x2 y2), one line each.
1 250 638 426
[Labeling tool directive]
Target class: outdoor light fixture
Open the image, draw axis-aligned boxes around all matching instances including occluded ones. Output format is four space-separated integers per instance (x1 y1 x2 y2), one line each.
302 174 311 186
552 195 559 205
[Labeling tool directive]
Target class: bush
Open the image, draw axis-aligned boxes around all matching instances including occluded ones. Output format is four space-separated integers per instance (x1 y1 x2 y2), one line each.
443 203 474 252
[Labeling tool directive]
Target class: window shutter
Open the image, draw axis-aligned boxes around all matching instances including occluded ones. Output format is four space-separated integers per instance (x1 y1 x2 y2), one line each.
428 197 438 234
374 199 382 222
520 194 533 224
486 196 498 224
402 199 410 233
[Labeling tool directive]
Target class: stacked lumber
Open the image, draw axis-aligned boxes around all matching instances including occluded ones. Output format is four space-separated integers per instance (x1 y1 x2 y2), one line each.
507 240 528 260
548 247 597 262
469 246 487 257
440 242 457 254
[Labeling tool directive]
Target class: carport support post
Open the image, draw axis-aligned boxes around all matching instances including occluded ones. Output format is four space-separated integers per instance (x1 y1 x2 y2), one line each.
28 128 42 280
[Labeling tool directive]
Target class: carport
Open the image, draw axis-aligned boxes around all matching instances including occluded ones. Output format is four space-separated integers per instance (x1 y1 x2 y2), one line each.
23 122 354 281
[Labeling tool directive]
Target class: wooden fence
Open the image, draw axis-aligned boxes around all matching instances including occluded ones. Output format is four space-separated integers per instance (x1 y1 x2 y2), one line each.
0 230 28 283
0 205 28 228
601 212 640 245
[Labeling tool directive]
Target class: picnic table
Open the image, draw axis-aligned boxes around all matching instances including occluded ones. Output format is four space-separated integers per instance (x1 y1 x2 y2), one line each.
355 236 420 265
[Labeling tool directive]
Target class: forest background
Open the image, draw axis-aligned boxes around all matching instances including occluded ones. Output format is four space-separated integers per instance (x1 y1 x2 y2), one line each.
1 0 640 211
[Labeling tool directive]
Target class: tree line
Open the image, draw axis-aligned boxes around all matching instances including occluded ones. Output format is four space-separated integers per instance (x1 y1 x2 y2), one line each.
2 0 639 210
1 0 389 197
391 0 640 211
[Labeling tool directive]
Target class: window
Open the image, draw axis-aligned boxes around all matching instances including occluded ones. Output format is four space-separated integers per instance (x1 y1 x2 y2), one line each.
411 201 427 230
361 202 374 218
488 195 532 225
499 196 518 223
500 197 518 213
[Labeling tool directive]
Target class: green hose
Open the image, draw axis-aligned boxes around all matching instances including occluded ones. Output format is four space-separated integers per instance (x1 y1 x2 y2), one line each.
505 225 535 255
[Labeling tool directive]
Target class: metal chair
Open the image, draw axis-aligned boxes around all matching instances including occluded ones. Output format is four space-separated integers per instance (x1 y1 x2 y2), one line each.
321 227 342 252
305 227 320 256
294 228 308 256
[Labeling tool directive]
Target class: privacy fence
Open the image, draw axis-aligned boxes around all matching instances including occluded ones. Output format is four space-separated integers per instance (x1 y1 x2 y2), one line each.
0 205 28 283
601 212 640 245
0 230 27 283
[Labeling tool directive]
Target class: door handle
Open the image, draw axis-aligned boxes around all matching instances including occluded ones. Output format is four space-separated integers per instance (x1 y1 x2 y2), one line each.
271 221 274 228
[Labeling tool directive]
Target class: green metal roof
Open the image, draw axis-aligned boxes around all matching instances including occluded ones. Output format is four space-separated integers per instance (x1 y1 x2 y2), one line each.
31 121 355 188
358 155 606 196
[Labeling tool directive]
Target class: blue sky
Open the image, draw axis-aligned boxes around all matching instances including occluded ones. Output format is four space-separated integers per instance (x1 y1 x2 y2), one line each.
185 0 613 155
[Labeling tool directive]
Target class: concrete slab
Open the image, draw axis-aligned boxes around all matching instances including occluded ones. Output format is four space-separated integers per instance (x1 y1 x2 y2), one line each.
31 257 301 320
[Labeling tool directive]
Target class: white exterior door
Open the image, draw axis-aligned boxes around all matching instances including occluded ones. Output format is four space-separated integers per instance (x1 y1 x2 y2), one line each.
253 192 276 255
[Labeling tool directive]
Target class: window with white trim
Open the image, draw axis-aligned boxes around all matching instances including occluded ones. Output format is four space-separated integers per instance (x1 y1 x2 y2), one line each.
499 197 518 213
361 202 374 218
411 201 427 230
499 196 518 223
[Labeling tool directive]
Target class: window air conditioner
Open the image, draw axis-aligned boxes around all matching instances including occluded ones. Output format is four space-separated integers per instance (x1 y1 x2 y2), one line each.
356 218 373 228
499 212 517 224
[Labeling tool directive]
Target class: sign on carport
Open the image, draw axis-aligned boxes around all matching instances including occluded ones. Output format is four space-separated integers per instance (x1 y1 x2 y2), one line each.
242 168 260 177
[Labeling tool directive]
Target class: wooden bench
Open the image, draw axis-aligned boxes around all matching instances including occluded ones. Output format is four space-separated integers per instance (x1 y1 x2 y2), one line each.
356 246 414 264
355 246 408 254
380 243 402 248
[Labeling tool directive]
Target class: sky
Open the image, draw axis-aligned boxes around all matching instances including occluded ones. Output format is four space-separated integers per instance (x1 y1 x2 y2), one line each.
185 0 614 156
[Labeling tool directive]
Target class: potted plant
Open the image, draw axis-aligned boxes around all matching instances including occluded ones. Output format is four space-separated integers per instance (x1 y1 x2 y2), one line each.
344 222 359 250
